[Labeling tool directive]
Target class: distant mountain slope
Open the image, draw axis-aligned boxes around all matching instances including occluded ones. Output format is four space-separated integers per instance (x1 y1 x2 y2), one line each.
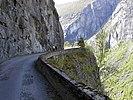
87 0 133 99
104 0 133 47
100 1 133 99
87 0 133 49
101 42 133 100
55 0 92 35
64 0 121 43
56 0 92 16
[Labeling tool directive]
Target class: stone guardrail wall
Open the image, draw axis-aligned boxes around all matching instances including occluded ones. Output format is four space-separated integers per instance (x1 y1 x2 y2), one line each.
36 48 110 100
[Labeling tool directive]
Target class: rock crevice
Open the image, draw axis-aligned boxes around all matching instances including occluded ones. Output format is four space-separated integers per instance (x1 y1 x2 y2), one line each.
0 0 64 61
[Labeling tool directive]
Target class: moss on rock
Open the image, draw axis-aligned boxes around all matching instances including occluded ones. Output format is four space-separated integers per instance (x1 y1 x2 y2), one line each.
47 48 103 92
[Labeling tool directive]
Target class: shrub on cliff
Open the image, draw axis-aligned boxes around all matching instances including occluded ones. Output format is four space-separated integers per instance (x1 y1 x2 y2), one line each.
77 37 85 48
95 29 108 67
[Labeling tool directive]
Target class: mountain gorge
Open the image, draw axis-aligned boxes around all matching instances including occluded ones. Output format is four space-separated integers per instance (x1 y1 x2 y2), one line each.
0 0 132 99
0 0 63 61
55 0 92 38
105 0 133 47
99 0 133 99
57 0 133 99
84 0 133 99
100 41 133 100
87 0 133 48
64 0 121 42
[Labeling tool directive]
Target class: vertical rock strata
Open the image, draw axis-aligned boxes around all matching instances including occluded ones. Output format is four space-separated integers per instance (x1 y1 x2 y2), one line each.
65 0 121 42
0 0 64 60
87 0 133 49
105 0 133 47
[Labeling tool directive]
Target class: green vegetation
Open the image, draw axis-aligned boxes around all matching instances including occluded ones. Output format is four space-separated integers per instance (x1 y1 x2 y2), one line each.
64 38 85 48
47 48 102 90
64 41 71 47
77 37 85 48
63 29 133 99
94 29 133 99
95 29 108 67
100 42 133 100
105 41 128 65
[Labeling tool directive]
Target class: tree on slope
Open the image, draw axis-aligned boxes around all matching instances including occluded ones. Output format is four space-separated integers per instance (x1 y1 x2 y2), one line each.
96 29 108 67
77 37 85 48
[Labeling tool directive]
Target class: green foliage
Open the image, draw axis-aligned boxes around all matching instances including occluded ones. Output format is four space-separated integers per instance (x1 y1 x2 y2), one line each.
64 41 79 48
47 48 101 90
77 37 85 48
101 42 133 100
85 42 94 52
112 43 127 63
93 29 133 100
64 41 71 47
95 29 108 67
73 41 78 47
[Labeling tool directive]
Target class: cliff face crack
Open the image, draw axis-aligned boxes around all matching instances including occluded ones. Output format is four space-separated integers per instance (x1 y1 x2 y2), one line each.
0 0 64 62
0 21 7 27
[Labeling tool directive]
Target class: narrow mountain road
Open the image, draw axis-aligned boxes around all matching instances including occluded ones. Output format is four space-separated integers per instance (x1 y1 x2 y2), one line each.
0 54 61 100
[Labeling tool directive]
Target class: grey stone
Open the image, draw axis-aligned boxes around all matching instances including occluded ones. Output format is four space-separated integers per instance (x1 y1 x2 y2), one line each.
104 0 133 47
0 0 64 61
64 0 121 43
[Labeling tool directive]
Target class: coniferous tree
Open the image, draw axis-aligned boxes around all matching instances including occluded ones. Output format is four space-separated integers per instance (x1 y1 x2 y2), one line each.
96 29 108 67
77 37 85 48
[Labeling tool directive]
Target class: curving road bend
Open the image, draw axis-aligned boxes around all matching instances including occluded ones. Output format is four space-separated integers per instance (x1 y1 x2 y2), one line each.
0 54 61 100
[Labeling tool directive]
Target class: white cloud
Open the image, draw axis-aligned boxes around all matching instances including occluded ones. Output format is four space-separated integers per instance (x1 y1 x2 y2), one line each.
53 0 78 5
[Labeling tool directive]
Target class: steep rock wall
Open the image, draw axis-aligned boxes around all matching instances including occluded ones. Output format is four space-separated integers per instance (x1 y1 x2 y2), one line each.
65 0 121 43
87 0 133 49
0 0 64 60
105 0 133 47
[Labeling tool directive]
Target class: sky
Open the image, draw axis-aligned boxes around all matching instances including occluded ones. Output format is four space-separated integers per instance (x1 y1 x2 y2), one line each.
53 0 78 5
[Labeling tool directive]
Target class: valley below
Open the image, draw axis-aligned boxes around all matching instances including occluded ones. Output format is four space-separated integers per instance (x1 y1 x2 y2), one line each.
0 0 133 100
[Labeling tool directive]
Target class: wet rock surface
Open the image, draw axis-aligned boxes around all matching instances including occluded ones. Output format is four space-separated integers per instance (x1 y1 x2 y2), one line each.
0 54 61 100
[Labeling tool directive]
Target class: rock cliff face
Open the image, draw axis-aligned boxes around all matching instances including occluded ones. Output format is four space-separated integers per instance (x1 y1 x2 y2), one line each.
105 0 133 47
0 0 64 61
87 0 133 49
65 0 121 43
88 0 133 99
